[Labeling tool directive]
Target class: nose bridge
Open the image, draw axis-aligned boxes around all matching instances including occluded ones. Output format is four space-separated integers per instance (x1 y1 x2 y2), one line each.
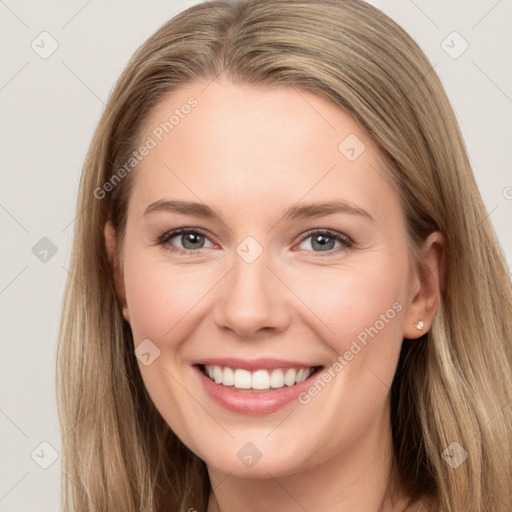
213 235 289 336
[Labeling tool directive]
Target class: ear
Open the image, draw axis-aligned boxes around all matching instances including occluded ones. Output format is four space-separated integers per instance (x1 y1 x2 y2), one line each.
402 231 445 339
104 220 130 323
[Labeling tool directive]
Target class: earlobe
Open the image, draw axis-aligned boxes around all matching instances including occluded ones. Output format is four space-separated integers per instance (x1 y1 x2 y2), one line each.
104 220 130 323
403 231 445 339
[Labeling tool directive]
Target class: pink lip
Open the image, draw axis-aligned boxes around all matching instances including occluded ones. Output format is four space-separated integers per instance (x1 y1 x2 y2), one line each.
193 364 322 416
192 357 318 371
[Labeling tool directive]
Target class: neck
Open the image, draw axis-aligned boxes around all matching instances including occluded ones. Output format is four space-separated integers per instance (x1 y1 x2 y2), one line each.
206 403 409 512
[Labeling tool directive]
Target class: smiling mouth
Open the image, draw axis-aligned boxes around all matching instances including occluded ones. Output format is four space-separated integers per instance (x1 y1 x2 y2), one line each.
198 364 323 392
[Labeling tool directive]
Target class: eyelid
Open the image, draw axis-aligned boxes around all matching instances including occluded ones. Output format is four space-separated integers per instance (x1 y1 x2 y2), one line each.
294 228 354 252
156 227 354 254
157 227 216 247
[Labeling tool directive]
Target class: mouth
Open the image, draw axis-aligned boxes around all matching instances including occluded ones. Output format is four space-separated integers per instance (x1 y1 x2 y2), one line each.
197 363 324 393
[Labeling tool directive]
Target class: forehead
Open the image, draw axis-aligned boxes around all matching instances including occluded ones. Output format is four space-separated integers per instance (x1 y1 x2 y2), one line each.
128 79 402 226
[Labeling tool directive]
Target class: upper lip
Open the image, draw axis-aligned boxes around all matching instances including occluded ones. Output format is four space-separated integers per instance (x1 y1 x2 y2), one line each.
193 357 322 371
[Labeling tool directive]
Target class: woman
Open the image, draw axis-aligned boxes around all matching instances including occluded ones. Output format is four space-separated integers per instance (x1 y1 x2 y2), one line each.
56 0 512 510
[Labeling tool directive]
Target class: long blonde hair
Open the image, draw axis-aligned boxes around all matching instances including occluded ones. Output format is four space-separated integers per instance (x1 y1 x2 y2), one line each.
56 0 512 510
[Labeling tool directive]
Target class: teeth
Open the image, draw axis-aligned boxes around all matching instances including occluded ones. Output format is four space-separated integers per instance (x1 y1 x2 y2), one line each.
270 368 285 388
223 366 234 386
252 369 270 390
233 369 252 389
284 368 296 386
213 366 223 384
203 365 314 390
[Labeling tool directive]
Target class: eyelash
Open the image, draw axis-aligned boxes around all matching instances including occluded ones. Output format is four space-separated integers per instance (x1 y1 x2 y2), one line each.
156 227 354 256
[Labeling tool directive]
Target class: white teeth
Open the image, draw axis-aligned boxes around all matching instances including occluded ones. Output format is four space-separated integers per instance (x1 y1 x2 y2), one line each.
223 366 234 386
213 366 223 384
284 368 296 386
233 369 252 389
270 368 285 388
252 369 270 390
203 365 314 390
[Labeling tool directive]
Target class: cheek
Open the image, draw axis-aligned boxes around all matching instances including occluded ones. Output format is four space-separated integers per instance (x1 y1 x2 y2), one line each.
294 258 405 348
289 256 407 410
121 250 221 445
283 260 406 454
122 250 216 345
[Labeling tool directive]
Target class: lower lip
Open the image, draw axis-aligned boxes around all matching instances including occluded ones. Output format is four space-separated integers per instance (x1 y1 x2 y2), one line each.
194 365 321 415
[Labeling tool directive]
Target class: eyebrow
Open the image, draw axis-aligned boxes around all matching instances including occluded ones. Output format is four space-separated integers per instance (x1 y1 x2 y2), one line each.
143 199 374 222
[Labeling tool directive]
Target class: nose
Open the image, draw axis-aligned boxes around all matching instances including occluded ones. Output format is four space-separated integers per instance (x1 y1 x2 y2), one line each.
212 249 290 338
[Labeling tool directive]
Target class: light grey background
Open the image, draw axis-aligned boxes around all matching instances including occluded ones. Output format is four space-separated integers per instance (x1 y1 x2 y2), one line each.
1 1 510 510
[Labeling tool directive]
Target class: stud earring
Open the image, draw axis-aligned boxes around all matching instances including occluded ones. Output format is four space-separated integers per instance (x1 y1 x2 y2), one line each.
413 320 424 331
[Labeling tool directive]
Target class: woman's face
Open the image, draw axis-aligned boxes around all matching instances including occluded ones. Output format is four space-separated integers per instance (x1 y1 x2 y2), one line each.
110 79 430 478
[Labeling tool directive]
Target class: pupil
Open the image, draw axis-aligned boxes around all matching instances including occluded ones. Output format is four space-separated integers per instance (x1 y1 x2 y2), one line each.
313 234 334 251
183 233 203 249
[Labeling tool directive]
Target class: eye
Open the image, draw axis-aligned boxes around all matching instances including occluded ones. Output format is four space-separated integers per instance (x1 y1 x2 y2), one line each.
295 229 353 254
157 228 215 254
156 227 354 256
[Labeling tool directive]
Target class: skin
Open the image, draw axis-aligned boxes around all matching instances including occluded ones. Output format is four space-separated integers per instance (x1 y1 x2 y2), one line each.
105 78 444 511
